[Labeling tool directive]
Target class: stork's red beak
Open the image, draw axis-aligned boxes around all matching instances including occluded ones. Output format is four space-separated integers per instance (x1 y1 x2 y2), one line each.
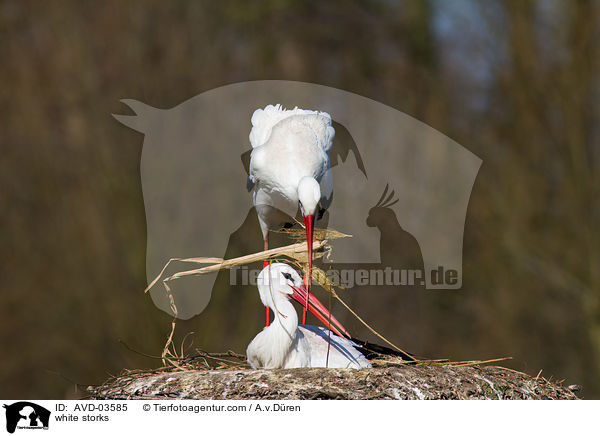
302 214 315 323
289 284 349 338
303 214 315 270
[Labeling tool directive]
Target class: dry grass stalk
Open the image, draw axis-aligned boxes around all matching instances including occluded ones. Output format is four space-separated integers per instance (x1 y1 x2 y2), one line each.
144 240 335 295
164 239 329 282
451 357 513 367
369 356 513 368
143 257 224 293
160 280 186 369
273 227 351 243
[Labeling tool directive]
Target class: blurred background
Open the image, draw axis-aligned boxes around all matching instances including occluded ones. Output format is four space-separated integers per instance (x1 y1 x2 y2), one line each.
1 0 599 399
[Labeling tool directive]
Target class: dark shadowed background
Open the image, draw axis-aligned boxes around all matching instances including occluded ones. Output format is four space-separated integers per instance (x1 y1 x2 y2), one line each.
1 0 599 399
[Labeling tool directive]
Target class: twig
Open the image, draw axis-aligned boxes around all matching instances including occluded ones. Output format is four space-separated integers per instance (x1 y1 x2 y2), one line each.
118 340 164 360
493 366 531 378
452 357 512 367
164 240 328 282
143 257 223 293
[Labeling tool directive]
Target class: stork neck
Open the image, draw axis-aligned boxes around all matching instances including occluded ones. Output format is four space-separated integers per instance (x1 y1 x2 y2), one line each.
268 297 298 343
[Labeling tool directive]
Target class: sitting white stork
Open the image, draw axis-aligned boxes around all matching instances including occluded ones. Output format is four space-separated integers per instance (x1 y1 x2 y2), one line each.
246 263 372 369
247 104 335 327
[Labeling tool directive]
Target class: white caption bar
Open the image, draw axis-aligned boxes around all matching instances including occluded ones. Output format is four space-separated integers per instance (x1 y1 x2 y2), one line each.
0 400 594 436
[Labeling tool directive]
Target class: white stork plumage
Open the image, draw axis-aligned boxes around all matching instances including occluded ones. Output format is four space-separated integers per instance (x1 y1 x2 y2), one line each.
247 263 372 370
247 104 335 327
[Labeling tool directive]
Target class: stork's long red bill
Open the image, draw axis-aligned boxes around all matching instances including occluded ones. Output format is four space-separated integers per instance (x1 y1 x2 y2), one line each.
302 213 315 325
290 285 350 338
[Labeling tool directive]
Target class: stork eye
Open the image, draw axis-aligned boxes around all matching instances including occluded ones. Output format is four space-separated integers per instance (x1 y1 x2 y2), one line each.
281 272 292 280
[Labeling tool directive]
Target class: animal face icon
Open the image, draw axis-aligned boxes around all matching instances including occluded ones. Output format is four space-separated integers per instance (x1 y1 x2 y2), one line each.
18 406 36 426
3 402 50 434
113 81 481 319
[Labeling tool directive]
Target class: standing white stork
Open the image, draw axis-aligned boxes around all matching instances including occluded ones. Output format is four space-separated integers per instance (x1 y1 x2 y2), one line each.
247 263 372 369
247 104 335 327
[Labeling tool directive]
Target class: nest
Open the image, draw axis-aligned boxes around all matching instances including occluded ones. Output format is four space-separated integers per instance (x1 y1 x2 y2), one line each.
87 355 581 400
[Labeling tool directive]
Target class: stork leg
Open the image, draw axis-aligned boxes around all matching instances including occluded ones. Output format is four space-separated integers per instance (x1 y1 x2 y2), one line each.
263 234 270 326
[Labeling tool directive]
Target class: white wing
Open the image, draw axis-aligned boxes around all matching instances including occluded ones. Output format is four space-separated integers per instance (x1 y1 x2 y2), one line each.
249 104 334 150
298 325 371 369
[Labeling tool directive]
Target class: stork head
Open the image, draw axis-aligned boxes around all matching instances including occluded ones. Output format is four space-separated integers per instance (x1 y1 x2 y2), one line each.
257 263 304 308
297 176 321 217
256 263 349 336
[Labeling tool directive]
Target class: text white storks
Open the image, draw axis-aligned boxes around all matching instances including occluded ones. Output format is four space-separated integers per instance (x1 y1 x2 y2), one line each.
247 104 335 326
247 263 371 369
